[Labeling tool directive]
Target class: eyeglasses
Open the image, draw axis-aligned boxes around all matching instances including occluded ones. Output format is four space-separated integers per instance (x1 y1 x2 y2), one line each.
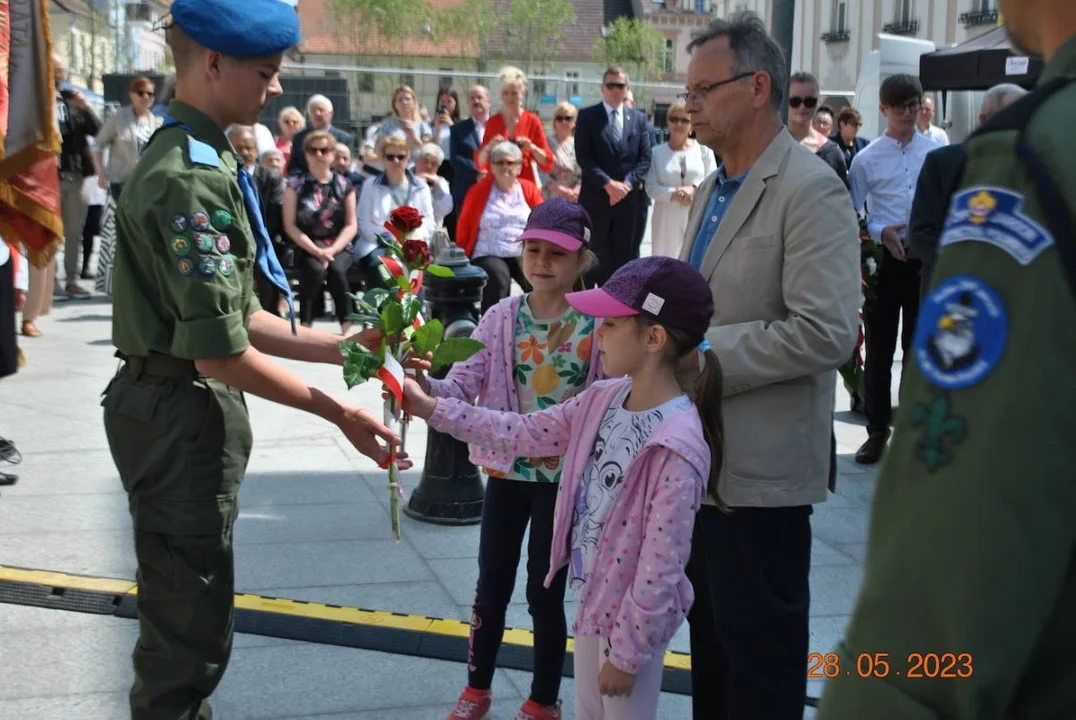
385 153 408 162
890 99 922 115
554 115 575 122
493 160 520 167
788 96 818 109
307 146 333 155
678 71 756 104
668 116 690 124
135 91 154 98
604 82 627 90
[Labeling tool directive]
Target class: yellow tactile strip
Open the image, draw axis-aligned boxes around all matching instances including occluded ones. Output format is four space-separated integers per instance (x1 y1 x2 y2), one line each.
0 564 692 671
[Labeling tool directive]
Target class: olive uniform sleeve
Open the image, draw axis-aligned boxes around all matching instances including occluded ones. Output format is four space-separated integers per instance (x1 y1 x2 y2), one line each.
142 168 254 359
817 127 1076 716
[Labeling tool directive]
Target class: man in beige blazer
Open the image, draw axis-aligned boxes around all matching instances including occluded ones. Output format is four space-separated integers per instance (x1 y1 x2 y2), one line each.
678 12 861 720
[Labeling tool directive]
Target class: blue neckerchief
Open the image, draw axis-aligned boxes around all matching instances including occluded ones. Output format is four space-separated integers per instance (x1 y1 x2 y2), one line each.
159 116 296 334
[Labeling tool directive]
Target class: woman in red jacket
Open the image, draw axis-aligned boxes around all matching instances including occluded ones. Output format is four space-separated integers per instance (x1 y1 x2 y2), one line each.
457 140 544 313
474 66 554 187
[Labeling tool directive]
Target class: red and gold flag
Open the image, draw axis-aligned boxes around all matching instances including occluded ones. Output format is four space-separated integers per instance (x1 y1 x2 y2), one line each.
0 0 63 268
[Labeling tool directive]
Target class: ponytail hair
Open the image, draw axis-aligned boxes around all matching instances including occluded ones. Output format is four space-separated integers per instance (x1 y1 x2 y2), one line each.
637 318 727 510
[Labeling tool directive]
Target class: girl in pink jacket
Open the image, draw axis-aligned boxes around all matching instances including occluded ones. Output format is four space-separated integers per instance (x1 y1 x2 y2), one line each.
412 199 604 720
405 256 725 720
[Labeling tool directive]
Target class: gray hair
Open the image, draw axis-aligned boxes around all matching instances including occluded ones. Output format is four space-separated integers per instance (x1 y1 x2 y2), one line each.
980 83 1028 120
489 140 523 164
687 10 788 110
417 141 445 165
306 94 333 115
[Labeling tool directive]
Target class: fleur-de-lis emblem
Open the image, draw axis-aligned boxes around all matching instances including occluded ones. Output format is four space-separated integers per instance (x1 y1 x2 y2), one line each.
911 394 968 471
968 190 997 225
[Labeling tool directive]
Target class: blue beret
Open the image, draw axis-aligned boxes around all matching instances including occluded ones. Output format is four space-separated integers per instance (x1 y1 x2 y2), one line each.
171 0 300 58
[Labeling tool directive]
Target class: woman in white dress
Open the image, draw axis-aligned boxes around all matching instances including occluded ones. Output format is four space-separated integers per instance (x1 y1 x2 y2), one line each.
645 100 717 258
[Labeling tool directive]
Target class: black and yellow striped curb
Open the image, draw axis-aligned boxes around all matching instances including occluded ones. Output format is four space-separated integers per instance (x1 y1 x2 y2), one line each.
0 564 695 696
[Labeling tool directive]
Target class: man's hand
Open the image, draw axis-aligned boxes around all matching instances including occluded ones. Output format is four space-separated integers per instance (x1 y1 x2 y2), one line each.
345 327 384 355
14 290 26 312
337 405 408 468
881 224 907 261
97 175 109 191
605 180 630 206
598 662 636 697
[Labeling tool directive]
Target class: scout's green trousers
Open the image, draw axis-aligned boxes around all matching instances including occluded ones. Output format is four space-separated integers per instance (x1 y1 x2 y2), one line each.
103 367 252 720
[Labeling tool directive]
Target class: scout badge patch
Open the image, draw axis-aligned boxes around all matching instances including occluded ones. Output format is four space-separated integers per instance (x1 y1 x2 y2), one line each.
913 275 1007 391
939 187 1053 265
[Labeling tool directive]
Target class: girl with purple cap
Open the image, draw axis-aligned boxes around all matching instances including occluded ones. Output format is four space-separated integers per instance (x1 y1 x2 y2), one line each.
403 255 725 719
407 197 603 720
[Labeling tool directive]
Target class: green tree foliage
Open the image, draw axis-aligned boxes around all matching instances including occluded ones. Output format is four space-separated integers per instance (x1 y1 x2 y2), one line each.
434 0 504 72
593 16 664 98
504 0 575 76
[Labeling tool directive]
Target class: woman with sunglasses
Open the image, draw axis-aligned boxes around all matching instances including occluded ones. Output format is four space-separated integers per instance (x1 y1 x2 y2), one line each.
474 66 554 186
644 99 717 258
354 132 436 284
92 76 163 201
788 72 849 187
456 140 543 313
540 101 582 202
283 130 359 333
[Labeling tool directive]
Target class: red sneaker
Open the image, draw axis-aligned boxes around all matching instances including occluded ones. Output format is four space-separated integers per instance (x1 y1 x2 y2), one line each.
515 698 562 720
446 686 492 720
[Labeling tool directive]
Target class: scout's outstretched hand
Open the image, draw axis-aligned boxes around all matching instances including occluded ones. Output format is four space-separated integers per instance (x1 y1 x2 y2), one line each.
401 377 436 421
338 404 412 470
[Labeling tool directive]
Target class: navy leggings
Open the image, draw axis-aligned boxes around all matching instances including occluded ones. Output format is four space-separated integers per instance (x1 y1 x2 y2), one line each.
468 477 568 706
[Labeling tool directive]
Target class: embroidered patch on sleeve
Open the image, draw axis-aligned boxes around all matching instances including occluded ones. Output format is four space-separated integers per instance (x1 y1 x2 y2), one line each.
911 393 968 472
939 186 1054 265
913 275 1007 390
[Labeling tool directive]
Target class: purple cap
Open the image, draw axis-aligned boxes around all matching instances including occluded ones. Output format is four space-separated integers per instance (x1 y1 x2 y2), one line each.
566 256 715 337
518 197 593 252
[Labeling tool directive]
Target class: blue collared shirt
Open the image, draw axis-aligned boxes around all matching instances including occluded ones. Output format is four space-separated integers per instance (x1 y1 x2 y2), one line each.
689 164 749 270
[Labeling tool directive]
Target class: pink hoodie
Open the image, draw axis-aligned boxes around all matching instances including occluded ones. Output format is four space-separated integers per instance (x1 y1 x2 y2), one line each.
427 377 711 674
426 294 605 474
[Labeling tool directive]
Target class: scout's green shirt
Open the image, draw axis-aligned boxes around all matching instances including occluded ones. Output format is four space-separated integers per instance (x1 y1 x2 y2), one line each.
817 37 1076 719
112 101 260 360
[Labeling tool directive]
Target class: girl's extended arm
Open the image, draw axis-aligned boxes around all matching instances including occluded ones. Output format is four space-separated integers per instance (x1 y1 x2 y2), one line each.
405 378 585 458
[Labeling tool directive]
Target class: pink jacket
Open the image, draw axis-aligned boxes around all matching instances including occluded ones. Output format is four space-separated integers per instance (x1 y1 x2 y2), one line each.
428 378 710 674
426 294 605 474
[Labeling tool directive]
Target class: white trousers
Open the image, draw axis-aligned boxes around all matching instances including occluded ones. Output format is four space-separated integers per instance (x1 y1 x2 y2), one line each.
573 635 669 720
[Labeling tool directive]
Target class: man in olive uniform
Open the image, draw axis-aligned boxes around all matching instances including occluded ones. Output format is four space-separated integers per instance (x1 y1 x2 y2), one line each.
818 1 1076 717
102 1 408 717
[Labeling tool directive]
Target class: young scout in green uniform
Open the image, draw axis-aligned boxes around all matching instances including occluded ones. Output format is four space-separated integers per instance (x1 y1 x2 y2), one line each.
101 1 410 717
818 1 1076 718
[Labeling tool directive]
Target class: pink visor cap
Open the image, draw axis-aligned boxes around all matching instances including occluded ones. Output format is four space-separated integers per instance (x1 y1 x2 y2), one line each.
566 256 715 337
518 197 593 252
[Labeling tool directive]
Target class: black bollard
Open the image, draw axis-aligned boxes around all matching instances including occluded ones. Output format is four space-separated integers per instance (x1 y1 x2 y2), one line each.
404 238 488 525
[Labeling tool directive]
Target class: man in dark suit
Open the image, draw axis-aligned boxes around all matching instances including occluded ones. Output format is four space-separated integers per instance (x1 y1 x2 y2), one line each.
448 85 491 241
286 94 355 176
575 67 652 286
907 83 1028 299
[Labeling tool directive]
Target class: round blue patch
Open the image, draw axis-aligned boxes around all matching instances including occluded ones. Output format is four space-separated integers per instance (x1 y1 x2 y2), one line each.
914 275 1007 390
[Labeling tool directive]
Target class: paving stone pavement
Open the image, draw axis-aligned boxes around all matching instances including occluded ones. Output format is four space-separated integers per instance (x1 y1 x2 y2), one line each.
0 279 892 718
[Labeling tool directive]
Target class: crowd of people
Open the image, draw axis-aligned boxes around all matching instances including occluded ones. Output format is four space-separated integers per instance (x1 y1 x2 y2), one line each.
3 0 1072 718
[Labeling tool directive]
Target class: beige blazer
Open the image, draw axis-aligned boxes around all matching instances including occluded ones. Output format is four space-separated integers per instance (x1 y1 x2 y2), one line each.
681 129 860 508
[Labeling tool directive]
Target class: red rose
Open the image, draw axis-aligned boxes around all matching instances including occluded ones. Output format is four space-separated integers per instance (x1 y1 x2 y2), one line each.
388 206 424 235
402 238 432 267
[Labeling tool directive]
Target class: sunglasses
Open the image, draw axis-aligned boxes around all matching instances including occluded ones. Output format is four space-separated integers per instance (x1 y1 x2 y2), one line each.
385 153 408 162
890 99 922 114
307 146 333 155
554 115 575 122
605 82 627 90
789 96 818 109
668 116 690 124
135 91 154 98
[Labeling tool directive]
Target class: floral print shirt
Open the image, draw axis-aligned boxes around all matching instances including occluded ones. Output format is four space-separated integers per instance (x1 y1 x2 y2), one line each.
486 299 595 483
